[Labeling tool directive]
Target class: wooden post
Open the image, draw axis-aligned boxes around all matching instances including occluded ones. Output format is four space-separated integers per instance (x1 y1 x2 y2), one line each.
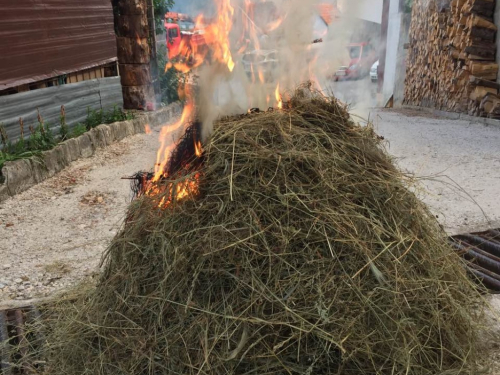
114 0 155 110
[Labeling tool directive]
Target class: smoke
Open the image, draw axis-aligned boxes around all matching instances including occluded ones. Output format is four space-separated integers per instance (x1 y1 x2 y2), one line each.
189 0 381 138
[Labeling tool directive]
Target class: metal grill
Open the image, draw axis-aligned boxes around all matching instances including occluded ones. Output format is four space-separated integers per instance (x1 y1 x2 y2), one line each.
450 229 500 292
0 306 44 374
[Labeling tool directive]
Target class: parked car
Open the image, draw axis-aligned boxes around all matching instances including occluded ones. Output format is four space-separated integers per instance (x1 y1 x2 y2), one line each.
370 60 379 83
333 42 378 81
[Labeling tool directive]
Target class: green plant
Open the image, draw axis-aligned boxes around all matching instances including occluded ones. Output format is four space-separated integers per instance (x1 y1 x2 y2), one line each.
0 105 134 172
157 45 181 104
60 105 69 141
71 124 88 138
404 0 413 13
0 124 8 149
154 0 175 35
81 105 134 130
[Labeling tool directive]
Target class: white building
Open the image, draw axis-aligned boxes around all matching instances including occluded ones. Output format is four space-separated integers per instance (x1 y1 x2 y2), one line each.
338 0 383 24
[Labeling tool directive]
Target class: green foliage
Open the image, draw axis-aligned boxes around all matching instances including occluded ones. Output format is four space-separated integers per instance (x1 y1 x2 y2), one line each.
404 0 413 13
0 122 54 171
154 0 175 35
157 45 181 104
60 106 69 141
71 124 87 138
0 106 134 172
81 106 134 130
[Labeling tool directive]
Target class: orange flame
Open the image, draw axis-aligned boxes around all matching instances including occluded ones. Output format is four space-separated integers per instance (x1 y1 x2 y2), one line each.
258 69 265 84
153 100 194 183
194 140 203 157
144 124 152 134
275 83 283 109
203 0 235 71
155 172 201 209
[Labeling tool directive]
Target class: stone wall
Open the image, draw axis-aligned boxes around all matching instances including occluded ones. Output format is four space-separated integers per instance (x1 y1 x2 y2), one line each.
0 102 182 203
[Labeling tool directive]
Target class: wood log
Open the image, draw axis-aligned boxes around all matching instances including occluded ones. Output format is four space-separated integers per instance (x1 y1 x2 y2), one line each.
469 62 498 76
404 0 498 118
469 85 497 102
468 25 496 40
479 92 500 113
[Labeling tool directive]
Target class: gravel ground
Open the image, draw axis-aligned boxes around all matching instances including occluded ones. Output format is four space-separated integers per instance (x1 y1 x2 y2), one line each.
0 125 163 302
0 107 499 371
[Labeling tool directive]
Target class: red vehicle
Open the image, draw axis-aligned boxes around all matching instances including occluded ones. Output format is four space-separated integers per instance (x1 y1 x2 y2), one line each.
333 42 378 81
164 12 207 61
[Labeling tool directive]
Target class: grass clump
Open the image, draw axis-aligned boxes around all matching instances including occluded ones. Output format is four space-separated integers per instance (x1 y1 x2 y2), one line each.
0 105 133 171
36 86 486 375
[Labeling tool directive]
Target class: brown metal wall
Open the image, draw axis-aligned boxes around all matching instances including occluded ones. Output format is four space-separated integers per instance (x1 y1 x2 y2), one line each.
0 0 117 91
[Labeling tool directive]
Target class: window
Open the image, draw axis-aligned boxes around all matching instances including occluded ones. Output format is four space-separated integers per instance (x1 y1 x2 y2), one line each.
169 28 179 39
362 45 372 58
349 46 361 59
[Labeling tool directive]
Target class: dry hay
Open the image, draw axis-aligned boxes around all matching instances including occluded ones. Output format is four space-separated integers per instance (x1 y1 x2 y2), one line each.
39 87 487 374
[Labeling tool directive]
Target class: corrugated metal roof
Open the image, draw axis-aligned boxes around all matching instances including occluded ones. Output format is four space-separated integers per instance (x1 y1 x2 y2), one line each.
0 0 117 91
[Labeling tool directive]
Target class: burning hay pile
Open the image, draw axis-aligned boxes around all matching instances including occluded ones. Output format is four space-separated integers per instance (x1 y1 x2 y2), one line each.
44 88 485 375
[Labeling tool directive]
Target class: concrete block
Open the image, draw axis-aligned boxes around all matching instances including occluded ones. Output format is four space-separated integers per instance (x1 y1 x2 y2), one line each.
148 112 160 126
95 125 115 146
55 143 71 169
484 117 500 128
433 109 460 120
61 138 80 162
132 117 148 134
124 121 135 137
458 113 486 125
42 149 60 178
111 122 127 141
78 134 94 158
30 158 48 183
0 185 10 203
87 128 105 149
3 159 35 195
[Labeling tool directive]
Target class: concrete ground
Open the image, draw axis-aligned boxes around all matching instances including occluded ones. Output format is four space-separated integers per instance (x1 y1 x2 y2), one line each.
373 108 500 235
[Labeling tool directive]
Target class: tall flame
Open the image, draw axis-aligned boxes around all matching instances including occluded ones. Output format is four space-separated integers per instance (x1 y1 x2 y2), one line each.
153 100 195 183
275 83 283 110
194 140 203 158
148 0 330 208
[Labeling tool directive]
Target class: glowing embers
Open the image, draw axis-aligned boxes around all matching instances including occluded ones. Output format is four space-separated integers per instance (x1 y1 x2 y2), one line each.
133 121 205 210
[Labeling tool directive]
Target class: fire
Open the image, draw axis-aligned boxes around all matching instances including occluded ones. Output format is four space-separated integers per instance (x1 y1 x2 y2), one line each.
153 101 195 183
144 124 152 134
258 69 265 84
275 83 283 109
203 0 235 71
146 0 328 209
194 140 203 157
156 172 201 209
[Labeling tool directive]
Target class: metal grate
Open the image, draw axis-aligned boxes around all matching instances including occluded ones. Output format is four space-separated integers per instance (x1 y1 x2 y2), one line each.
0 305 44 374
450 229 500 292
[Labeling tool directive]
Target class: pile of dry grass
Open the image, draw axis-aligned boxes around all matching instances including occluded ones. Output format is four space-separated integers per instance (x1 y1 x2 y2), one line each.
41 87 486 374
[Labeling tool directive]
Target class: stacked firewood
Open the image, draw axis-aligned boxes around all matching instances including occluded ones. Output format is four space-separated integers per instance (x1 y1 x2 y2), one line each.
405 0 500 118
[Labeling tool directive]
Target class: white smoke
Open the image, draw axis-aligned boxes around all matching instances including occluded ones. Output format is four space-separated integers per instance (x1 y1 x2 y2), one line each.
194 0 379 138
